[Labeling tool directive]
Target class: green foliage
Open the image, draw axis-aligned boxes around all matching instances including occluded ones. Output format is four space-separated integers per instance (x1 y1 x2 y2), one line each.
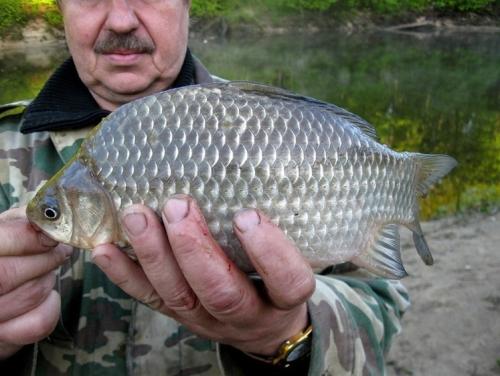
0 0 28 35
191 0 234 17
0 0 62 36
432 0 495 11
276 0 339 11
25 0 62 26
43 7 62 27
191 0 497 15
360 0 429 12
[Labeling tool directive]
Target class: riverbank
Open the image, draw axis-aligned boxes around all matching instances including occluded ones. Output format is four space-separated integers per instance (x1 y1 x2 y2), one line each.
190 6 500 37
0 19 64 53
1 8 499 52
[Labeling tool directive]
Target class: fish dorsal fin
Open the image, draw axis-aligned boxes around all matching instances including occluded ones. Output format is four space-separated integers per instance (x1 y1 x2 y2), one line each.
225 81 379 140
351 224 408 279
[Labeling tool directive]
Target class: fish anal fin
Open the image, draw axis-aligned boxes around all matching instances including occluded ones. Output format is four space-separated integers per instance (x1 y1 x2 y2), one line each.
407 220 434 265
352 224 408 279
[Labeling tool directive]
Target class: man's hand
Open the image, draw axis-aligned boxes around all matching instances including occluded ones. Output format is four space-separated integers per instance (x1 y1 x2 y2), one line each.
0 207 72 360
92 195 315 356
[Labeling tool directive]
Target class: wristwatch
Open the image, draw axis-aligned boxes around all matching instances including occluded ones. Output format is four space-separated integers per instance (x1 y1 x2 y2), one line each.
245 324 313 367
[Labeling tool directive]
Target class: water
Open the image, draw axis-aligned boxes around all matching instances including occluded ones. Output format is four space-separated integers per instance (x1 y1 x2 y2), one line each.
1 31 498 219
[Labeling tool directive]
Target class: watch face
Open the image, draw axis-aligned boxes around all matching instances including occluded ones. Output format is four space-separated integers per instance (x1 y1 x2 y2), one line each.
286 341 311 362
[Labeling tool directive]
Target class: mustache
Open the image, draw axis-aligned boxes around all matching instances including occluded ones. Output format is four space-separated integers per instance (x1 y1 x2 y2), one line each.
94 32 155 54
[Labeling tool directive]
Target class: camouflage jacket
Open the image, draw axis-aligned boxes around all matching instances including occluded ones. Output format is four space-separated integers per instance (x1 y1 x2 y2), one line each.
0 56 410 376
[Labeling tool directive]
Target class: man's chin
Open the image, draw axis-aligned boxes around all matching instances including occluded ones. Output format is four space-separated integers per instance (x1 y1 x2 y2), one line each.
103 80 162 100
88 72 174 109
88 82 155 110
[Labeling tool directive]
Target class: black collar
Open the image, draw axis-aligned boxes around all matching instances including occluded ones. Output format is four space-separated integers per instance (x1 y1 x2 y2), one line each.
21 49 195 134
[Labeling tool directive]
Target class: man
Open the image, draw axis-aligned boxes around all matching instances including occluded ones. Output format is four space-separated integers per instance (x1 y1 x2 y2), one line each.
0 0 410 374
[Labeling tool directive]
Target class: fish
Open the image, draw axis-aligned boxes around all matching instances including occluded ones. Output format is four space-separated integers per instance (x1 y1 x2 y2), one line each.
27 81 457 279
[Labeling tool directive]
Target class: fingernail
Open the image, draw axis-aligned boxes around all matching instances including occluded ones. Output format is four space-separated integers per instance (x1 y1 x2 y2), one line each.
40 233 58 247
92 254 111 269
163 197 189 224
123 212 147 236
234 209 260 233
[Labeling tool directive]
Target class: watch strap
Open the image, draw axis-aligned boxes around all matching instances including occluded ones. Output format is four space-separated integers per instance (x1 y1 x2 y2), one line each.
244 324 313 367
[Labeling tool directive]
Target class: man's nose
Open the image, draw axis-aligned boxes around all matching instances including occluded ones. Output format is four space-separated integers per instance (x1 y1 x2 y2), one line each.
105 0 140 34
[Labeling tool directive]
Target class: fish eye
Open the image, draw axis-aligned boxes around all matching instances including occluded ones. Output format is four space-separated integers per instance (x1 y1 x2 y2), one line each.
43 207 60 220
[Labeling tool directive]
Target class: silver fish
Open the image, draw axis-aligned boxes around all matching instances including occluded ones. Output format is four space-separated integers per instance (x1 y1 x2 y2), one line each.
27 82 457 278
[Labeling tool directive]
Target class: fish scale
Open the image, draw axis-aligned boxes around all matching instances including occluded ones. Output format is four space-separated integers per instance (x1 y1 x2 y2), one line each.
27 81 457 278
93 84 396 269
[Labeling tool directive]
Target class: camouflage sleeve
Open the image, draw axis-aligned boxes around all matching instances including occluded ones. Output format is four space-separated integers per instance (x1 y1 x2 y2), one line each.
0 106 65 215
307 273 410 375
0 184 9 213
0 109 25 213
218 273 410 375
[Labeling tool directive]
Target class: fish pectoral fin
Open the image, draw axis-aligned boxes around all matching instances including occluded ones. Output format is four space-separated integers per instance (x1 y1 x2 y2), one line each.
352 224 408 279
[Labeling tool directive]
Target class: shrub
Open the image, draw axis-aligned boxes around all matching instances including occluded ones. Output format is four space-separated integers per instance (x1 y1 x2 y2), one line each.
191 0 233 17
432 0 496 11
0 0 28 34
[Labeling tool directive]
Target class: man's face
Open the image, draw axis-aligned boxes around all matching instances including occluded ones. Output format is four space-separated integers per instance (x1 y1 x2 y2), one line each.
60 0 190 110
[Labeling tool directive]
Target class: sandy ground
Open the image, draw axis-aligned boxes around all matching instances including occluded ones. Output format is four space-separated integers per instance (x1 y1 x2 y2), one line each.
386 211 500 376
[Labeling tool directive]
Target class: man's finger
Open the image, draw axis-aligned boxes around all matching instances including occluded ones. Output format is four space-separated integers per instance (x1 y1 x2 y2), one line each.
0 245 72 295
0 290 60 346
92 243 167 312
162 196 262 324
233 209 316 310
0 206 26 221
0 272 56 322
118 204 202 316
0 208 58 257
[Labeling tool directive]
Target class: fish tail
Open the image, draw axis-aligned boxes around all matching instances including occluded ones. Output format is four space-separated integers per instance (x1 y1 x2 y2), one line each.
412 153 458 197
405 153 456 265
